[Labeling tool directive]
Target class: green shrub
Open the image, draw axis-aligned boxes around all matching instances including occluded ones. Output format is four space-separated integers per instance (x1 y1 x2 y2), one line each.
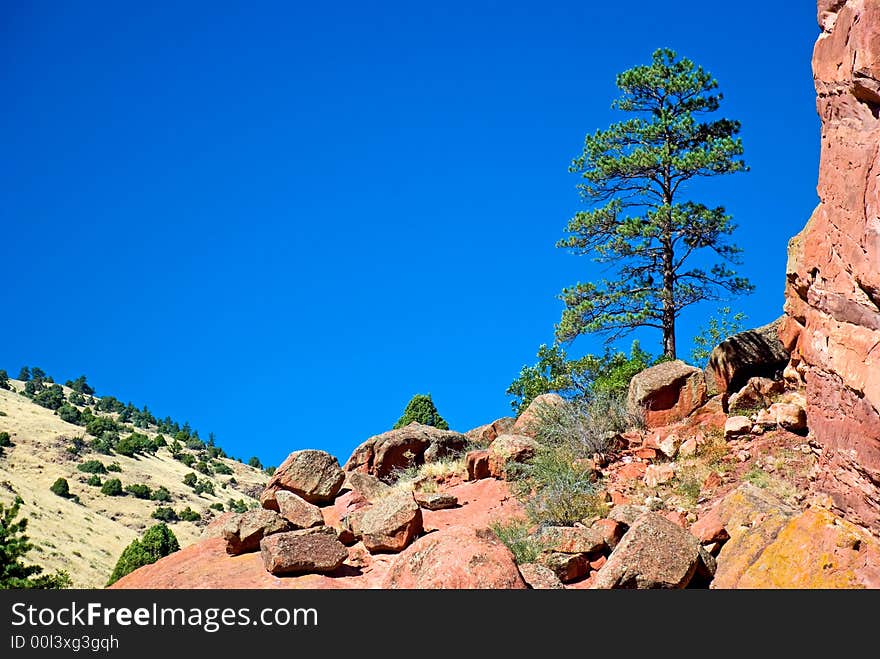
57 403 82 425
100 478 123 496
0 496 72 588
0 431 12 447
150 486 171 502
77 460 107 474
211 461 233 475
50 478 71 498
193 479 215 496
124 483 152 499
85 415 118 438
0 369 9 390
34 385 65 411
209 502 224 512
488 519 546 564
107 523 179 586
227 498 249 513
106 462 122 472
151 507 179 523
86 474 102 487
115 432 153 457
178 507 201 522
247 456 262 469
509 447 607 526
195 460 213 476
182 472 197 488
178 453 196 468
68 391 86 406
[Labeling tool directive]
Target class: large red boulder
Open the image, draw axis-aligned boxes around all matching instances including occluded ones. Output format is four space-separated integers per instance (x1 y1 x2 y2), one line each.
262 449 344 507
487 434 540 479
275 490 324 529
703 320 789 396
511 393 564 437
465 417 516 446
627 360 707 428
780 0 880 529
222 509 292 555
343 423 468 481
359 492 423 553
381 525 526 589
259 529 348 576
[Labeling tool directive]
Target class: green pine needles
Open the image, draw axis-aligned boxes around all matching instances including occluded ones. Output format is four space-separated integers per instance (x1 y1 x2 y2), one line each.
557 48 753 359
393 394 449 430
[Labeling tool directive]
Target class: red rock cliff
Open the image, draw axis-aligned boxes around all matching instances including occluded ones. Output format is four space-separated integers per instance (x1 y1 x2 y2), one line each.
782 0 880 529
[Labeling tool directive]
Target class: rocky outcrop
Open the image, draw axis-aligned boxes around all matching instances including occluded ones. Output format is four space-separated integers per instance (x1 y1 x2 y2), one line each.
465 417 516 446
518 563 564 589
345 471 391 502
709 485 880 588
592 512 715 589
704 320 789 396
780 0 880 529
628 360 707 427
413 492 458 510
487 434 541 479
343 423 468 481
381 526 526 589
259 529 348 576
274 491 324 529
511 393 565 436
262 449 344 507
466 449 490 481
359 492 423 553
222 509 292 556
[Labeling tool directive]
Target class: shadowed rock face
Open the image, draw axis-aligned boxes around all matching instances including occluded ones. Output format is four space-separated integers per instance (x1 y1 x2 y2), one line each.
704 319 789 396
782 0 880 530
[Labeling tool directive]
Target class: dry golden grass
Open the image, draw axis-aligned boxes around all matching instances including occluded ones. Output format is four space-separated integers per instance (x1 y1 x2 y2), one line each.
387 455 467 497
0 383 268 587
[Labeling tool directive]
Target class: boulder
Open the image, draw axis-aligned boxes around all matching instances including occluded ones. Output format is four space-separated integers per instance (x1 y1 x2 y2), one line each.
724 416 752 440
690 509 729 545
728 376 786 412
538 552 589 583
414 492 458 511
607 504 648 529
360 492 423 553
592 512 713 589
590 518 625 550
262 449 344 506
465 417 516 446
343 423 468 481
767 402 807 432
704 319 790 396
487 434 540 479
223 509 292 555
259 530 348 576
535 526 606 554
466 449 491 481
518 563 564 589
346 471 391 502
628 360 707 427
382 526 527 589
511 393 565 436
274 490 324 529
643 463 675 488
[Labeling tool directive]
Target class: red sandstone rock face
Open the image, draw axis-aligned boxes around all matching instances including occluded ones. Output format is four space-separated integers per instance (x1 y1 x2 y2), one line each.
782 0 880 530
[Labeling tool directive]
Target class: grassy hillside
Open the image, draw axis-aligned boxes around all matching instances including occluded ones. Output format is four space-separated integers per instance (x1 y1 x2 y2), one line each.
0 377 268 587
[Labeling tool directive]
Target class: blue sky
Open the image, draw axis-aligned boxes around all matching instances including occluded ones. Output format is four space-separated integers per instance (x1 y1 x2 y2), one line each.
1 1 820 467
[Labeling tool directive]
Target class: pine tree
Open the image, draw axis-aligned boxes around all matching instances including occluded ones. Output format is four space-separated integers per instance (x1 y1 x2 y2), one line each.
557 48 753 359
393 394 449 430
0 497 72 588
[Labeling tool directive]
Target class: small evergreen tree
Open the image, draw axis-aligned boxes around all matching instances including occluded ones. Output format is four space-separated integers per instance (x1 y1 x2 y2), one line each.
65 375 95 396
106 523 179 586
393 394 449 430
101 478 123 496
124 483 152 499
34 384 65 410
150 486 171 502
17 367 30 381
0 497 72 588
182 472 197 488
0 369 10 390
57 403 82 425
86 474 102 486
247 456 262 469
50 478 71 498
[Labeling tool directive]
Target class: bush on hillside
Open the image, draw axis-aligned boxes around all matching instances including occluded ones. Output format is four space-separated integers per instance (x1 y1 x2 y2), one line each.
86 416 119 438
106 462 122 472
151 507 179 523
488 519 546 565
0 369 10 390
0 496 72 588
393 393 449 430
178 507 201 522
86 474 102 487
106 523 179 586
150 486 171 502
77 460 107 474
247 456 262 469
34 384 65 411
100 478 123 496
0 431 12 448
211 461 233 475
193 479 215 496
50 478 71 498
182 473 197 488
124 483 152 499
